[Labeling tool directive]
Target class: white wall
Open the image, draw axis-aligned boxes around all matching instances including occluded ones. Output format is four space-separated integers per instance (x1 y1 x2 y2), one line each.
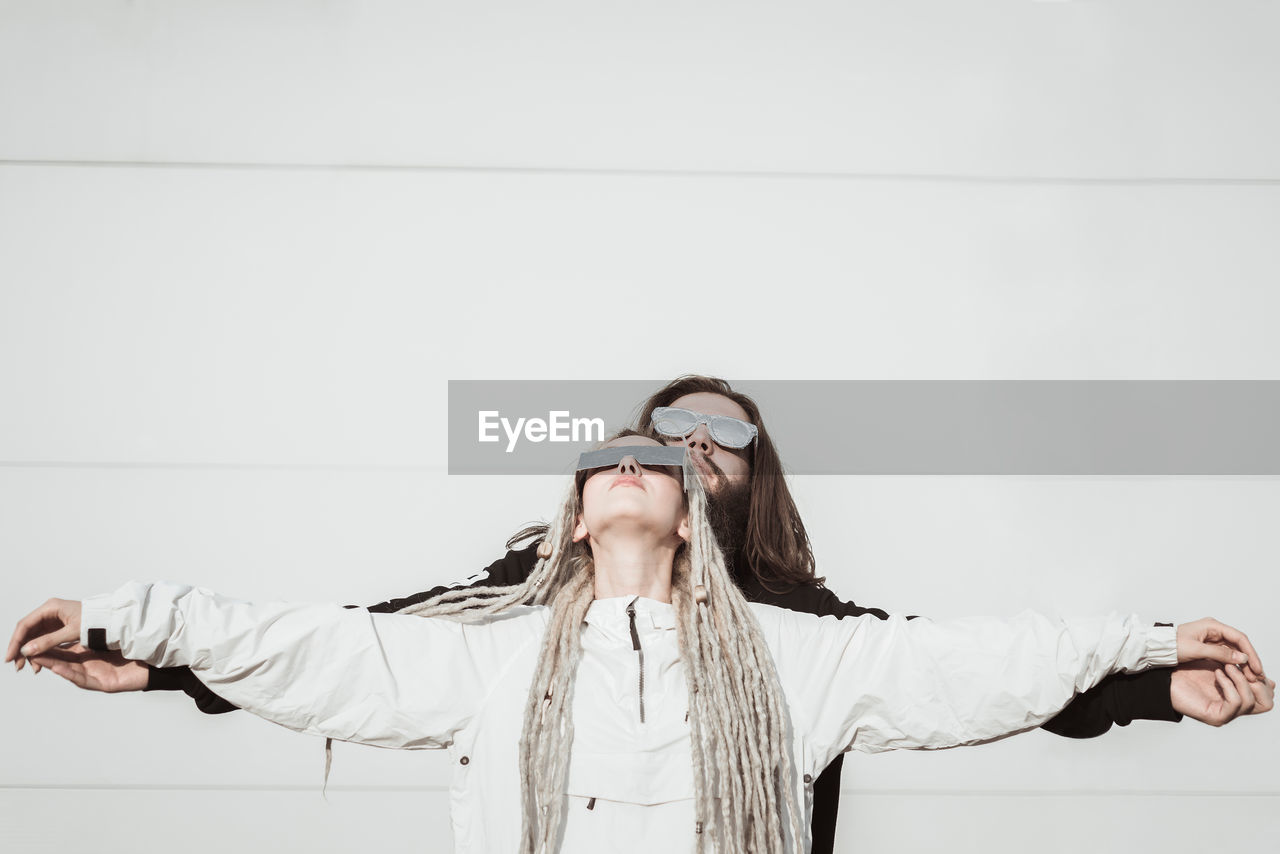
1 2 1277 852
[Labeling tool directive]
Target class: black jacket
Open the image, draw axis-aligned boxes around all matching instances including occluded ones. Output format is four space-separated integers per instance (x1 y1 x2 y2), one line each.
147 541 1182 854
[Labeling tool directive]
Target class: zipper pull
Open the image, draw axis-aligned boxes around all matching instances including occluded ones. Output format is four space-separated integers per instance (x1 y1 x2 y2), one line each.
626 600 641 651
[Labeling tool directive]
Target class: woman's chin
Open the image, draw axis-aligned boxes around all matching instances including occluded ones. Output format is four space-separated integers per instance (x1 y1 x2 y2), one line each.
588 515 684 545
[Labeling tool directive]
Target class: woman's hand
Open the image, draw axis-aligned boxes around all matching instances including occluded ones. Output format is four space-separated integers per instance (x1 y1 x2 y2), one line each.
26 644 150 692
6 597 83 672
1176 617 1265 677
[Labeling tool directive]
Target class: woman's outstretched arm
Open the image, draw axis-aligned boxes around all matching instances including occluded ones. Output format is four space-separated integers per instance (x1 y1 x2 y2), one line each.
756 606 1268 770
148 541 545 714
754 582 1267 734
12 581 546 749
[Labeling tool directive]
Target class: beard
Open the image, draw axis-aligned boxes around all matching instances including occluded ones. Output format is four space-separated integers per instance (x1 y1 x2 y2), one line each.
704 478 751 566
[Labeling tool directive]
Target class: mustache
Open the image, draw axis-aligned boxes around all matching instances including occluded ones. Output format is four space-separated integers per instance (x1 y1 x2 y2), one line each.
690 450 726 480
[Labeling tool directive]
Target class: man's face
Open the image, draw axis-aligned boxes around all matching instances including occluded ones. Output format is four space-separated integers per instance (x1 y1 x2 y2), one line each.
660 392 753 495
655 392 754 556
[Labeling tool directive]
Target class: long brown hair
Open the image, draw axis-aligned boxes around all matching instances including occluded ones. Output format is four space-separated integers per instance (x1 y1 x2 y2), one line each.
633 375 820 592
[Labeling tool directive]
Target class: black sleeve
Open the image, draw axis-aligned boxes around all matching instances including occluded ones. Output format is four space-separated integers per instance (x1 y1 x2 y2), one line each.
361 541 541 614
1039 668 1182 737
144 541 545 714
809 754 843 854
144 661 244 715
754 584 1183 737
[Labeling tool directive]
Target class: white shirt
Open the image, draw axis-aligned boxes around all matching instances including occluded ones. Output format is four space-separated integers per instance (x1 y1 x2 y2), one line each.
82 582 1178 853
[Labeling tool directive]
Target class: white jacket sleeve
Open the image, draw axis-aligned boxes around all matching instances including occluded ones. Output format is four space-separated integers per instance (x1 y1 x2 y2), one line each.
754 606 1178 767
80 580 547 750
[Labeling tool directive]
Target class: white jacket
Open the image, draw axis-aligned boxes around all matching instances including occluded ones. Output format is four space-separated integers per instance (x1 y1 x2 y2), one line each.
81 582 1178 853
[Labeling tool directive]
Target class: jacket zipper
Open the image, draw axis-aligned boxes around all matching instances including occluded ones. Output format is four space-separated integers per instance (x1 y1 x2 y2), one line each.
626 597 646 724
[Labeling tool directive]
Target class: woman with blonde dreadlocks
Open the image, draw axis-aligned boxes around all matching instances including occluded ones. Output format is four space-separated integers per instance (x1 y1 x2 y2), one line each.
12 433 1262 853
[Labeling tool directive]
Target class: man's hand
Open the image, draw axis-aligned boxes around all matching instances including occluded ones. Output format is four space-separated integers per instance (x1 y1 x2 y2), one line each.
24 644 149 692
1172 661 1277 727
6 597 83 673
1176 617 1265 677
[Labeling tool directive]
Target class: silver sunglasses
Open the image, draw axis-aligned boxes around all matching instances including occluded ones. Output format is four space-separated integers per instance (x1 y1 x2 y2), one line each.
650 406 758 449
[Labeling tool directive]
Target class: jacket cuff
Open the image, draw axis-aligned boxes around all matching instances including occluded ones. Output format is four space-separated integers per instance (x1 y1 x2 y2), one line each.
1143 623 1179 668
80 593 120 651
1114 668 1183 725
145 665 186 692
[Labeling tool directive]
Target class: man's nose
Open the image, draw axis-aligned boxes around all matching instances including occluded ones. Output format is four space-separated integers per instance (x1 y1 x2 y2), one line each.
615 455 641 476
684 424 714 455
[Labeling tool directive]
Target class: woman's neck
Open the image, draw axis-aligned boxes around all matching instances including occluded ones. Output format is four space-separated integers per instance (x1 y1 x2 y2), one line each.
589 537 678 603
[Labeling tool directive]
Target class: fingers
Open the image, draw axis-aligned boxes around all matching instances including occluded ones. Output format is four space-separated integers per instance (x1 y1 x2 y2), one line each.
1207 621 1265 679
1185 639 1252 668
1213 669 1243 725
1180 618 1266 678
7 600 64 663
1222 663 1257 716
28 643 90 663
7 599 80 669
1252 676 1277 715
28 653 89 690
15 623 80 661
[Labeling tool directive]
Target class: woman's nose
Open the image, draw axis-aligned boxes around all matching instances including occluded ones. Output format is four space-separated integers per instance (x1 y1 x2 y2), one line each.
615 455 641 476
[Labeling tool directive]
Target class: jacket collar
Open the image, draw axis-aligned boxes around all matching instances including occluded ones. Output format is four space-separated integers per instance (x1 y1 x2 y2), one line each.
585 595 677 631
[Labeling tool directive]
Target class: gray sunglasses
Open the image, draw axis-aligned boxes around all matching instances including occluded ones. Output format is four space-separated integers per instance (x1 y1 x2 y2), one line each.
576 445 690 491
650 406 758 449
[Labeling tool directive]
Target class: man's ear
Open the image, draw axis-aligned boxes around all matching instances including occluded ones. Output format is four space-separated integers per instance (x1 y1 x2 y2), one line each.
573 513 590 543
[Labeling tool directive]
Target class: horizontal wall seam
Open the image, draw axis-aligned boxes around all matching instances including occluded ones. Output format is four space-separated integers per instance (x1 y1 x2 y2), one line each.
2 158 1280 186
5 462 1280 480
1 784 1278 797
0 461 448 472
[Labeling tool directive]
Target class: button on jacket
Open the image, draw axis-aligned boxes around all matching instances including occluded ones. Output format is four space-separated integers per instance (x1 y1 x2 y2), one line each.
82 582 1178 853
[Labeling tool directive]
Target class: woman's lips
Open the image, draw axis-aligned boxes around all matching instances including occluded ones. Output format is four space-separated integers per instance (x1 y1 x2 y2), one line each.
610 475 643 489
